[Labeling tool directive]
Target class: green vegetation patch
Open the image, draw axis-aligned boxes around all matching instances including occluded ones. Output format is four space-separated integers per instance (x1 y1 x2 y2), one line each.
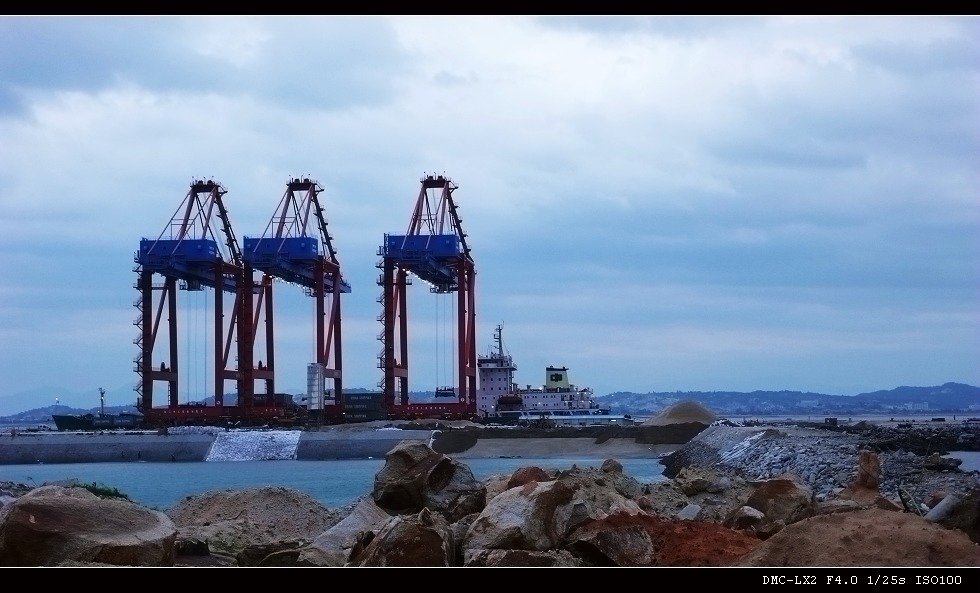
80 481 132 501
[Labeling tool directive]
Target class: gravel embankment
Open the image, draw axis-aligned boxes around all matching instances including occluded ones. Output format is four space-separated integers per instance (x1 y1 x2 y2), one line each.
663 423 979 504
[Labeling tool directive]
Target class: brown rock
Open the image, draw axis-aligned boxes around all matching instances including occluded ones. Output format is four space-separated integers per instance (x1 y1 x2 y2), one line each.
0 485 176 566
566 512 656 566
854 449 881 489
926 491 948 509
743 474 814 525
349 508 454 567
507 466 552 488
372 441 486 522
600 459 624 474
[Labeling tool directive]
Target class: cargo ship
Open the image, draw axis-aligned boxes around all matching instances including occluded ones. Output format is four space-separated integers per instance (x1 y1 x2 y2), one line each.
476 325 632 426
51 411 145 431
51 388 145 431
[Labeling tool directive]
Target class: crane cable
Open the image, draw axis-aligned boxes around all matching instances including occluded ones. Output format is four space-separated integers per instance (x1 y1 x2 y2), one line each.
203 288 209 404
435 290 457 392
184 289 193 404
434 290 441 391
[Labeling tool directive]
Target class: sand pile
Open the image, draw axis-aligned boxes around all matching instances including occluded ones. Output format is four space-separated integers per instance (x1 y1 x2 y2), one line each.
642 400 717 426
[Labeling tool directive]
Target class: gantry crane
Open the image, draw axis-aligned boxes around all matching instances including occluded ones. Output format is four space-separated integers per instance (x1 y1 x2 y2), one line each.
134 179 278 427
243 177 351 425
377 174 478 420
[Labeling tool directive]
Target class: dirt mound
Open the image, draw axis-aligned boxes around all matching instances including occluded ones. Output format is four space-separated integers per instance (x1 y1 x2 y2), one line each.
166 486 346 555
732 508 980 567
643 400 717 426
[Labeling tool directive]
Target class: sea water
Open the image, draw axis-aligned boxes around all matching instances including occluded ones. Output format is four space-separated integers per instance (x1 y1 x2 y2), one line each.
0 456 669 511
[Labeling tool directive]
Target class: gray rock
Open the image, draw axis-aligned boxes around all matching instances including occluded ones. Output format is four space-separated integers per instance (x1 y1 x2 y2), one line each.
675 503 702 520
298 498 393 567
924 494 960 523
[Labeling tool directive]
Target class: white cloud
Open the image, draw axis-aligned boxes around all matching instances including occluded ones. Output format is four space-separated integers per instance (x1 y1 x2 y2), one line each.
0 15 977 403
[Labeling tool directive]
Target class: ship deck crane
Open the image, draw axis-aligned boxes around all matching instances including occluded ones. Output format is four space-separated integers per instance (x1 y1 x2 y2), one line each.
378 174 477 421
243 177 351 425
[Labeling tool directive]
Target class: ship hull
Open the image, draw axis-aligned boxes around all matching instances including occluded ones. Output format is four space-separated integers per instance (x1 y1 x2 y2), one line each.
486 409 634 427
52 413 144 431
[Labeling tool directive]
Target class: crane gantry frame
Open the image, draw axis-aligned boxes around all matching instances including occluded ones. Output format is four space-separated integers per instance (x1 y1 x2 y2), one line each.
377 174 478 420
135 174 479 427
134 179 279 427
243 177 351 424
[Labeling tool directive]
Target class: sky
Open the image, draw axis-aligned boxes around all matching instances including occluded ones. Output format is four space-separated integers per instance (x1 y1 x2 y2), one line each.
0 15 978 415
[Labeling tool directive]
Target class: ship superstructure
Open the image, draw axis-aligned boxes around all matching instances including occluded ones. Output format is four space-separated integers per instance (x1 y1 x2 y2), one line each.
477 325 612 421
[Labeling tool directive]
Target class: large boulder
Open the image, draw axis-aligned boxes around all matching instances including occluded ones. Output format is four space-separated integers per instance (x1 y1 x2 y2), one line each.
835 450 901 509
742 473 815 526
372 441 486 522
297 497 394 567
721 474 814 538
854 449 882 489
507 466 553 489
0 485 176 566
565 512 656 566
347 508 454 566
462 467 643 559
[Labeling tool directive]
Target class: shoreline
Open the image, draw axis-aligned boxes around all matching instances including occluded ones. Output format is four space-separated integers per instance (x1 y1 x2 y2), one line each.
0 424 693 465
2 418 977 466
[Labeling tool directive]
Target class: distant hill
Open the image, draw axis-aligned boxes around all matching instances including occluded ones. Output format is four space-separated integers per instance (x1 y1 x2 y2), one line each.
0 388 444 425
2 383 977 424
0 384 140 418
592 382 980 417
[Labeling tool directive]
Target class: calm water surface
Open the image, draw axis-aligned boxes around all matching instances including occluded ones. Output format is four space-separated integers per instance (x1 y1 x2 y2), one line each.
0 457 669 511
3 414 976 511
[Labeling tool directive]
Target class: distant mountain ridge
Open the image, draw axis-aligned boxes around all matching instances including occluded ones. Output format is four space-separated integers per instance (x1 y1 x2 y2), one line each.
593 382 980 417
1 382 977 423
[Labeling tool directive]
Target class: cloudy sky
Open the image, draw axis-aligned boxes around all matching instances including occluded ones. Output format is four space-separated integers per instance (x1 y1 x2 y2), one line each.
1 15 977 414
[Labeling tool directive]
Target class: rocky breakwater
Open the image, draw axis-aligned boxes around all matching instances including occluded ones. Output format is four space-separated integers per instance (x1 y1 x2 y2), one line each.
2 433 978 567
661 422 979 509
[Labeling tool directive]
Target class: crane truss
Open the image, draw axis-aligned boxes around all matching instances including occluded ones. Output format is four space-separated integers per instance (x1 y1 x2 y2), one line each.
134 179 275 425
243 177 350 423
378 174 477 418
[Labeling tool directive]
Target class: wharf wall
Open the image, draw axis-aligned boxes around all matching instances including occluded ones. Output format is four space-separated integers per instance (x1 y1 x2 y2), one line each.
0 425 697 465
295 430 433 459
0 429 436 465
0 432 215 464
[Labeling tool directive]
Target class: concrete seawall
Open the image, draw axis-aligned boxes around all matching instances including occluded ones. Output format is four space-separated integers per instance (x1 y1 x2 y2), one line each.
0 432 216 464
296 430 433 459
0 424 698 465
0 430 437 465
